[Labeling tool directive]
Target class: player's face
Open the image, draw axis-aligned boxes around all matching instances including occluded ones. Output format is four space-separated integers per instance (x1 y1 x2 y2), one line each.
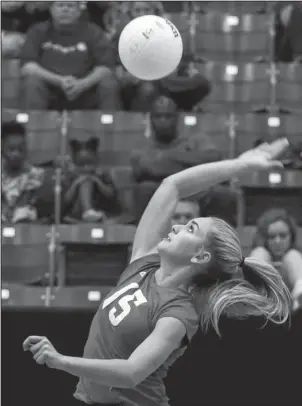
158 217 212 265
267 220 292 260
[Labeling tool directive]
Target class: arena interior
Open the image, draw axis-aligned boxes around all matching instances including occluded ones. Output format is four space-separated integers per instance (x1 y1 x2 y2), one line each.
2 2 302 406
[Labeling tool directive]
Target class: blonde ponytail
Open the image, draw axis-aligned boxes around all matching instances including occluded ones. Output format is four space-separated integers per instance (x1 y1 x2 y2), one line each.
192 218 292 336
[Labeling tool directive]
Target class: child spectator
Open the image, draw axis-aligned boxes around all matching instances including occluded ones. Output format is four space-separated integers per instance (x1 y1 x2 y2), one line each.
62 135 122 224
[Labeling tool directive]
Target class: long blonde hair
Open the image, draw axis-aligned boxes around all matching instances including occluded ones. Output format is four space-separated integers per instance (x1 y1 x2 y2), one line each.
192 218 291 336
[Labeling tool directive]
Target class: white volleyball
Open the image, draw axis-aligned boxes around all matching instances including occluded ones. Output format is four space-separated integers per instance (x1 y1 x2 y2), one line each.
118 15 183 81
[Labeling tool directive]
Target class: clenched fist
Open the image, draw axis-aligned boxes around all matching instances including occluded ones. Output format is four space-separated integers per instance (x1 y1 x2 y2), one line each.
23 336 64 369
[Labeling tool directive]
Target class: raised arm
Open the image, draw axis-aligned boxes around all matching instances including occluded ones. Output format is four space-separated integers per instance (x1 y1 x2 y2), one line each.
130 139 289 263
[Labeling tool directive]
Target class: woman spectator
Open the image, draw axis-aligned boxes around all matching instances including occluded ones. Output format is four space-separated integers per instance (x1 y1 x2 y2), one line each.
250 208 302 311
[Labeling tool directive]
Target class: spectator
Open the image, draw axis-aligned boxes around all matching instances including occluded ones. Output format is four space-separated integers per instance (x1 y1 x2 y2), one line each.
1 1 50 57
250 208 302 311
171 198 201 227
1 121 52 224
62 135 122 224
131 95 222 221
275 2 302 62
198 185 239 228
82 1 112 33
20 1 121 110
158 61 211 112
172 191 238 230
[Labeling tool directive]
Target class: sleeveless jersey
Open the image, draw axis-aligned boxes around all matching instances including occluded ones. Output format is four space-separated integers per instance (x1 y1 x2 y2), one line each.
74 254 199 406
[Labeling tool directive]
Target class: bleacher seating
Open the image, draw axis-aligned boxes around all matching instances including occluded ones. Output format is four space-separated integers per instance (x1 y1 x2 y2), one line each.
2 223 136 287
168 12 191 53
2 5 302 291
195 14 270 62
110 165 135 212
2 59 21 109
1 225 50 284
1 283 112 310
178 112 233 158
196 1 269 15
5 110 301 168
2 221 302 297
235 113 302 154
197 62 271 112
26 111 62 165
236 170 302 226
276 64 302 113
69 111 148 166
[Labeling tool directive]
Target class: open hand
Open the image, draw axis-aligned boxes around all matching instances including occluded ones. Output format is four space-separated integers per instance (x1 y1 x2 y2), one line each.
23 336 63 369
237 138 289 171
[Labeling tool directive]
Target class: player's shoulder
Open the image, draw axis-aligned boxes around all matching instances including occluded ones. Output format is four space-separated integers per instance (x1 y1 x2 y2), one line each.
118 253 160 286
155 286 199 321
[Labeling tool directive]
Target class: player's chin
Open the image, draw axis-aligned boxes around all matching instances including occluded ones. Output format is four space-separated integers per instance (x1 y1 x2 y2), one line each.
157 237 174 252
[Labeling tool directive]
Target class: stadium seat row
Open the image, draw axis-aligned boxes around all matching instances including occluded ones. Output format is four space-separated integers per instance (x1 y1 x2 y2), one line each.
170 12 273 61
3 59 301 112
197 62 302 113
3 110 302 165
2 224 302 286
190 1 270 15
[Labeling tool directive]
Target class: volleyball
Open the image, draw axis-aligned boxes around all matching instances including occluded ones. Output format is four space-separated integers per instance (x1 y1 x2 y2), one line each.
118 15 183 81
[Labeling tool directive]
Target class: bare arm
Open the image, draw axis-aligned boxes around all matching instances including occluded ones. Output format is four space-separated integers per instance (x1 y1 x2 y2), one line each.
24 317 186 388
21 62 63 87
58 317 185 388
131 139 289 263
80 66 112 91
131 159 248 262
59 357 134 388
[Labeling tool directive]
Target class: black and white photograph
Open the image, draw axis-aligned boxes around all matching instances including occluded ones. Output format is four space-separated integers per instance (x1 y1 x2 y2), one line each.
2 2 302 406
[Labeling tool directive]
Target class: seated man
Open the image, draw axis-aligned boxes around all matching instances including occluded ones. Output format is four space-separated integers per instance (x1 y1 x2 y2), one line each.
20 1 121 110
131 95 223 222
1 121 52 224
62 135 122 223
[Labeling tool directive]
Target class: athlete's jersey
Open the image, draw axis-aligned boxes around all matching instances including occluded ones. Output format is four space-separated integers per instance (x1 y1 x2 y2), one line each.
74 254 199 406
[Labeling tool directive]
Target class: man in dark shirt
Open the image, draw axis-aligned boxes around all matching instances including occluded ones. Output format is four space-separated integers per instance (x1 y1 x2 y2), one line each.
131 95 223 221
20 1 121 110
